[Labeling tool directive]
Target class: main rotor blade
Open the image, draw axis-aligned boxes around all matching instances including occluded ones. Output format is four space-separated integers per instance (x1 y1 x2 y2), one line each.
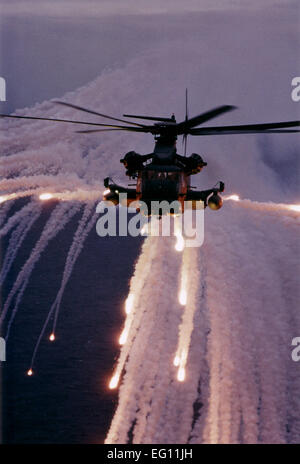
189 120 300 135
55 101 146 127
123 114 175 122
176 105 236 134
190 129 300 135
0 113 148 130
76 128 139 134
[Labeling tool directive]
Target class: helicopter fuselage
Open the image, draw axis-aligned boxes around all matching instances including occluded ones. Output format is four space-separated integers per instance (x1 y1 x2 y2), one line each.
103 134 224 214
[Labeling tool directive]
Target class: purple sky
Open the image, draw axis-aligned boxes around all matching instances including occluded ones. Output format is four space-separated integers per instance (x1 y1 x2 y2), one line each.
1 0 295 16
0 0 299 201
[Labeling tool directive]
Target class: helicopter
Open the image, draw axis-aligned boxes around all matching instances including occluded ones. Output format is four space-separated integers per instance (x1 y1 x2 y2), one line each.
1 91 299 215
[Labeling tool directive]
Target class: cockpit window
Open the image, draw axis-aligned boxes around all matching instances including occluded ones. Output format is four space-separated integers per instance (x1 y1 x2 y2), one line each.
143 171 179 181
166 172 179 181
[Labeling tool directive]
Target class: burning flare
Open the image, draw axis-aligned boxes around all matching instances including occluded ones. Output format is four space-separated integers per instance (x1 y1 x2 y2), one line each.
288 204 300 212
177 367 186 382
175 236 185 252
125 294 134 315
224 194 240 202
173 355 180 367
39 193 54 201
179 288 187 306
119 329 128 345
109 373 120 390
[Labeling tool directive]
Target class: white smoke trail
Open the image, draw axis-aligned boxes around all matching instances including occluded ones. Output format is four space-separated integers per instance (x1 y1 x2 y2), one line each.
106 233 161 437
225 196 300 217
0 187 101 205
28 206 98 371
193 201 299 443
1 202 82 335
106 235 183 444
106 198 299 444
0 203 42 284
0 174 86 193
0 201 14 228
51 202 98 333
29 298 57 374
201 205 260 444
150 246 203 444
0 201 37 238
173 247 199 381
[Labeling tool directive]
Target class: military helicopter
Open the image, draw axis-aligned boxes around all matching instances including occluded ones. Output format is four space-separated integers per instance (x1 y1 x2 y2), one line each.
1 91 299 215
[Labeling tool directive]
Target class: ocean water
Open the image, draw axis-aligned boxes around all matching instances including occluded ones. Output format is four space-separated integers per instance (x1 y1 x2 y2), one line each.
1 201 143 443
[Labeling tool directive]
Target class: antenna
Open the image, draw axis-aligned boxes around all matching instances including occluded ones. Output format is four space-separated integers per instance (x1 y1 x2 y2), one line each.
183 88 189 156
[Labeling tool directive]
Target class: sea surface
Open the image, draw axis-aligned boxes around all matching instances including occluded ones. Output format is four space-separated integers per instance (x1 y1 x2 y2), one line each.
1 201 143 443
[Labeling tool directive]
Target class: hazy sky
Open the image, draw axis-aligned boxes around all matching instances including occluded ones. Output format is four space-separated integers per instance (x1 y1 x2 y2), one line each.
1 0 299 114
1 0 299 201
0 0 297 17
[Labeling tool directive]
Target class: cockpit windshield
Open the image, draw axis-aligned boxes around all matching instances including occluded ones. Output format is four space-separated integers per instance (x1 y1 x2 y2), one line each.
143 171 179 181
141 170 180 199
